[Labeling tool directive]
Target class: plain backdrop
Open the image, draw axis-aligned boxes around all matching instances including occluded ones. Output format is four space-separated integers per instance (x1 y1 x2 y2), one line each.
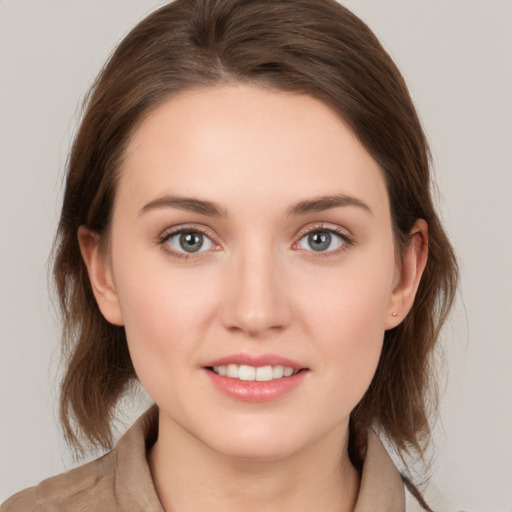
1 1 511 511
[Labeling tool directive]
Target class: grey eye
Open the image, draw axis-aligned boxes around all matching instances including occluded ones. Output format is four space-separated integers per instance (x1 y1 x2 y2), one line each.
298 230 344 252
166 231 214 253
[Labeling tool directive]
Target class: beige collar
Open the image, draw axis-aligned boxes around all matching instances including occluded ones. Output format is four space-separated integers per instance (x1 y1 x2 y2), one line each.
114 406 405 511
354 429 405 511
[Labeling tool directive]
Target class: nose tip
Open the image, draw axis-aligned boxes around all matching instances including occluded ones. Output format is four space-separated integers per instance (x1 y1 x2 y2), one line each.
219 254 291 336
227 309 283 336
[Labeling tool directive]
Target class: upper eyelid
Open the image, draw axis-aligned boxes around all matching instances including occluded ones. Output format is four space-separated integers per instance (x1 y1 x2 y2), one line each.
294 222 352 240
159 224 217 241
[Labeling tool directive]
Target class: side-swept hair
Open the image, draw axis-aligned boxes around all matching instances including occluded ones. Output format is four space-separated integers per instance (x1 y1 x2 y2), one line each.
53 0 458 469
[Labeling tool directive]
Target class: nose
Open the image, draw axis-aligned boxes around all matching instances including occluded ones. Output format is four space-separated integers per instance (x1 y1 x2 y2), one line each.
219 245 292 337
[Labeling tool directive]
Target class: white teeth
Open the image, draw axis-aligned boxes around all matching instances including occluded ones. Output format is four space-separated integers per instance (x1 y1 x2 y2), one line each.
238 365 255 381
255 366 273 381
272 365 284 379
211 364 300 381
226 364 238 378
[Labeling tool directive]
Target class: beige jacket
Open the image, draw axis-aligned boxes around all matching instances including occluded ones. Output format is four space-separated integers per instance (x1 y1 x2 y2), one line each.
1 407 428 511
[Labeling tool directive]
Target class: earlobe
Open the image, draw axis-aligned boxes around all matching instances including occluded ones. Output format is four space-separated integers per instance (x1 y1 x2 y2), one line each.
77 226 124 326
385 220 428 330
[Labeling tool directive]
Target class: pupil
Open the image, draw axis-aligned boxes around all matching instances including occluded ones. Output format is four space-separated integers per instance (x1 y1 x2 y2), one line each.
180 232 203 252
309 231 331 251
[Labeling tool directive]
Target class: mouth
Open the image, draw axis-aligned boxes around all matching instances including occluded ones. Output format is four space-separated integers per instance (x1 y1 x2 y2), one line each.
202 354 309 400
206 364 304 382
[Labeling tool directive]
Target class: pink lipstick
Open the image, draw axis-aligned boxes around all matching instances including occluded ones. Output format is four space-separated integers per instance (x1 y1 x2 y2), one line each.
202 353 308 402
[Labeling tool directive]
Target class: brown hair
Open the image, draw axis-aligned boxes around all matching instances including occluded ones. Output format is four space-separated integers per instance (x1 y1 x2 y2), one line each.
53 0 457 472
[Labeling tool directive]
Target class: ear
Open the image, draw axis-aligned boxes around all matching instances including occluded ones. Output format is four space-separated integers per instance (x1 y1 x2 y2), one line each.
385 219 428 330
78 226 124 326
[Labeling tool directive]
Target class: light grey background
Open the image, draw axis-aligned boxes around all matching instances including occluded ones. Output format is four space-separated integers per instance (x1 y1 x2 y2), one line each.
1 1 511 510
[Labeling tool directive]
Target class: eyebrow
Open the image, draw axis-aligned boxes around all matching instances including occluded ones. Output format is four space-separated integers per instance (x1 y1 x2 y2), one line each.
139 193 372 217
287 194 372 216
139 195 227 217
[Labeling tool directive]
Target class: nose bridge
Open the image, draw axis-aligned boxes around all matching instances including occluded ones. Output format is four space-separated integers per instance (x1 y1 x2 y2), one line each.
220 238 291 335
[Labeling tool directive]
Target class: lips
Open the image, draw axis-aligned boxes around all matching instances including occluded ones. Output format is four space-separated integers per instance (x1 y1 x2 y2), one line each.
203 353 308 401
204 353 305 370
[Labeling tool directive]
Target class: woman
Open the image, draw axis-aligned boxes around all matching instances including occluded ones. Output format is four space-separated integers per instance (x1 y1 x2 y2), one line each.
1 0 458 510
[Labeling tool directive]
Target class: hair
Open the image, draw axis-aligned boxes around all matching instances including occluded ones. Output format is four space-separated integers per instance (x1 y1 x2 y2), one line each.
53 0 457 475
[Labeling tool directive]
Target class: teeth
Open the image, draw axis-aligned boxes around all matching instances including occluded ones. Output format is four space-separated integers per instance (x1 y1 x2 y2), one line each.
256 366 273 381
238 365 255 381
226 364 238 378
283 366 294 377
272 365 284 379
211 364 300 381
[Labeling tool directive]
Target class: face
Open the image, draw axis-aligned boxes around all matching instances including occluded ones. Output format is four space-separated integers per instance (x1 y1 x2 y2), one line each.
83 85 415 461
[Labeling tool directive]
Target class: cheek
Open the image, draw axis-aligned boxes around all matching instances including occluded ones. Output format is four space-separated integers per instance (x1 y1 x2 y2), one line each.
111 249 218 385
300 258 394 339
296 255 395 395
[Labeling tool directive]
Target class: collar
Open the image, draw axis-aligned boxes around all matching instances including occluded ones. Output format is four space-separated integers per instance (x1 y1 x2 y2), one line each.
114 406 405 511
354 428 405 510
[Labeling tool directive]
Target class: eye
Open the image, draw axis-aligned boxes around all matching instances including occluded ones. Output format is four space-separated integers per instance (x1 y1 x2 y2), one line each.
296 229 348 253
164 230 214 254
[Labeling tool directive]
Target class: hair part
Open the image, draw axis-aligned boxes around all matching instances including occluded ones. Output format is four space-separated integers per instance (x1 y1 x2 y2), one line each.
53 0 458 470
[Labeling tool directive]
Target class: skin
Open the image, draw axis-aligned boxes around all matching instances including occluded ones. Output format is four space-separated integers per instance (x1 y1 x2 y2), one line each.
79 85 427 512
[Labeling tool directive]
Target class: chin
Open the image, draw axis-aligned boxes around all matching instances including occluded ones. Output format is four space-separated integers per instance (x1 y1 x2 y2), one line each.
198 419 320 463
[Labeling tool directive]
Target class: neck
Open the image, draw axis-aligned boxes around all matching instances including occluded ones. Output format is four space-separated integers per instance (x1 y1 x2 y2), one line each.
148 411 360 512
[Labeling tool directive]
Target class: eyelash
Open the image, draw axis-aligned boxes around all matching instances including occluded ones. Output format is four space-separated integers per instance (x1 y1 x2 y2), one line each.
158 225 217 260
157 223 354 260
294 224 354 257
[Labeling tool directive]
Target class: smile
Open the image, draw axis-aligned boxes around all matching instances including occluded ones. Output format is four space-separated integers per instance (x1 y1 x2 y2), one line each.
210 364 300 381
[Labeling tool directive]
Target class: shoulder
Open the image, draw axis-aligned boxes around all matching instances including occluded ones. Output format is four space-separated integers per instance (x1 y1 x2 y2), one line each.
1 487 40 512
1 406 160 512
0 449 119 512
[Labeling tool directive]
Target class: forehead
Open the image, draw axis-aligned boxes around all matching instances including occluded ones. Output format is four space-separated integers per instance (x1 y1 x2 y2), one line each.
118 84 389 217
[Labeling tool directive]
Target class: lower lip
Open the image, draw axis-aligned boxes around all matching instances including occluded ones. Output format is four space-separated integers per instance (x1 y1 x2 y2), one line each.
204 368 308 402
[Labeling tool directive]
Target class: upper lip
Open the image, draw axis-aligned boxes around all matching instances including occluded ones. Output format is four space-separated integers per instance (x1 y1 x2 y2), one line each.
203 353 307 370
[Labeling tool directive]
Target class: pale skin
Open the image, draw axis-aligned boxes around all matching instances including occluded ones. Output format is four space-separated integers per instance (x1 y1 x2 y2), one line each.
79 85 428 512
